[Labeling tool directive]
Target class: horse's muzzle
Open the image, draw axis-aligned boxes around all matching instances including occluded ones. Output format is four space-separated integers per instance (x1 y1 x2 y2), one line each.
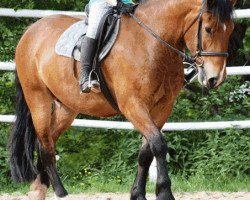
207 76 218 89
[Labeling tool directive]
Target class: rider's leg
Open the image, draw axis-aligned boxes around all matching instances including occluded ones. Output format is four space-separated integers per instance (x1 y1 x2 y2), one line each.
80 0 112 93
80 37 98 93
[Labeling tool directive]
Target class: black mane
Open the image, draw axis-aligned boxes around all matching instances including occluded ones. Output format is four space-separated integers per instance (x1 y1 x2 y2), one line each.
203 0 234 23
138 0 234 22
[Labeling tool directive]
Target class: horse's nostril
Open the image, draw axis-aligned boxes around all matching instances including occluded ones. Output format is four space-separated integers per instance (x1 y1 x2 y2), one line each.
208 77 218 88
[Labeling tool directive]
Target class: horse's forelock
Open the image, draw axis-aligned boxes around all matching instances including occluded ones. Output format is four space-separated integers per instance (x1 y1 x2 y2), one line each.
203 0 234 23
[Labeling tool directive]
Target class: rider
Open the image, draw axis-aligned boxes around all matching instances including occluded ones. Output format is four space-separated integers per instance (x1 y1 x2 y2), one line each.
80 0 135 93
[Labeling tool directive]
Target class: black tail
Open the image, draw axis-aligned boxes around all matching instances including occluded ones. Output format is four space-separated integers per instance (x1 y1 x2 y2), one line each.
9 71 38 182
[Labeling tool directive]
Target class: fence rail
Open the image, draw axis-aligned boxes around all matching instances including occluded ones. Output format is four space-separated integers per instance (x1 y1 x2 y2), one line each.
1 61 250 76
1 115 250 131
0 8 85 18
0 8 249 19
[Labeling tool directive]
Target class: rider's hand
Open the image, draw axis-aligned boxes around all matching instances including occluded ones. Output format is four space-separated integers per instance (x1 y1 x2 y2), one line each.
116 1 135 15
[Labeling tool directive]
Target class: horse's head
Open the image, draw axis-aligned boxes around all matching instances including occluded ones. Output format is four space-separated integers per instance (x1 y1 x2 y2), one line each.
184 0 236 89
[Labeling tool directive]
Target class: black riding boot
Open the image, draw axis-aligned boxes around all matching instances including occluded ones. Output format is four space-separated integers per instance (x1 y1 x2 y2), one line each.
79 36 99 93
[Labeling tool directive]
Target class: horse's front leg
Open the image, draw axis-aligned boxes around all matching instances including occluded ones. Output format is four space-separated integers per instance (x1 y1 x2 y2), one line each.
121 99 175 200
149 132 174 200
131 137 153 200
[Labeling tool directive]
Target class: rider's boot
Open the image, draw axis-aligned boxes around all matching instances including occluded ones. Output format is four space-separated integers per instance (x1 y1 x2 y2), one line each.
79 36 99 93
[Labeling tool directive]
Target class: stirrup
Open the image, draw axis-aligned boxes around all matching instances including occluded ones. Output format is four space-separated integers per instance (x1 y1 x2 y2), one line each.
88 70 101 93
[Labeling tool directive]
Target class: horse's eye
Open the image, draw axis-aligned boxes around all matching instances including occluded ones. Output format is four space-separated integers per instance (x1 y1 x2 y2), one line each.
205 27 212 34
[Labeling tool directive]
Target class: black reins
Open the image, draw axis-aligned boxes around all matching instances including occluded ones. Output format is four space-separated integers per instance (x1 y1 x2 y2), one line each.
129 9 229 67
129 13 195 63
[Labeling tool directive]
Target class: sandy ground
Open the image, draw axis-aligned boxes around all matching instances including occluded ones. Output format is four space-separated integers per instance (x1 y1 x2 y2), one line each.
0 192 250 200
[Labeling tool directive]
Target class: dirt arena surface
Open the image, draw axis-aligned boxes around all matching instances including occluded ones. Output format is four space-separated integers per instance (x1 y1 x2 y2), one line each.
0 192 250 200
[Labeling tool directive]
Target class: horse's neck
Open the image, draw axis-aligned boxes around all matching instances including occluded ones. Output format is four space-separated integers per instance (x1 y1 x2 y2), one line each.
136 0 200 49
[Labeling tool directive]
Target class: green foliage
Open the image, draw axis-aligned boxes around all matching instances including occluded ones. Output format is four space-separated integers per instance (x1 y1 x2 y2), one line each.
170 76 250 122
56 129 140 187
0 18 30 61
165 129 250 178
191 129 250 177
243 26 250 56
0 72 15 114
0 0 88 62
0 125 12 185
0 0 249 192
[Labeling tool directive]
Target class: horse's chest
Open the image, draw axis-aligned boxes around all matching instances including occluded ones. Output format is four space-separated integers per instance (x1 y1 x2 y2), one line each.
152 70 183 106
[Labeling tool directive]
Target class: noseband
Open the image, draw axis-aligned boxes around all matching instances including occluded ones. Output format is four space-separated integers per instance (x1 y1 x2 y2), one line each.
129 10 229 68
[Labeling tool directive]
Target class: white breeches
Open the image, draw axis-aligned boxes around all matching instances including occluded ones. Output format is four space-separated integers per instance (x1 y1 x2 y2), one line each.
86 0 113 39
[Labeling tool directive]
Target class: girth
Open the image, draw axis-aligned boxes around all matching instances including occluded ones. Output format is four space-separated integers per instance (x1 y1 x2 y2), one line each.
92 9 121 112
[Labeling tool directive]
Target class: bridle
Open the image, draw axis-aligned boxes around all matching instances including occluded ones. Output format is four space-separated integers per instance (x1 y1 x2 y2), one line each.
195 11 229 66
129 10 229 68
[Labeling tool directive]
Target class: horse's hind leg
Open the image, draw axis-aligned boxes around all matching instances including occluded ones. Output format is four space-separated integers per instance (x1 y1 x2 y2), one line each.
131 137 153 200
29 101 77 199
28 157 49 200
24 88 68 198
50 100 78 142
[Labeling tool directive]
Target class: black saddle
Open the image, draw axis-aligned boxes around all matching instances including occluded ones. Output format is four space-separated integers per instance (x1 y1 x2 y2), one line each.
79 4 137 111
77 6 121 111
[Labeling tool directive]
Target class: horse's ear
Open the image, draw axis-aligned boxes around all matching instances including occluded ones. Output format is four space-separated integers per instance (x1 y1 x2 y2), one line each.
229 0 237 6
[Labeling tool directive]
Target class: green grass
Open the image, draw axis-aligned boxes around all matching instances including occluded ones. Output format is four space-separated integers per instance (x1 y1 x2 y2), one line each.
1 175 249 194
0 183 30 194
170 175 250 192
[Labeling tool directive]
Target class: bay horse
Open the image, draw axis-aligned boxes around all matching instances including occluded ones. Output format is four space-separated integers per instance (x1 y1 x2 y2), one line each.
10 0 236 199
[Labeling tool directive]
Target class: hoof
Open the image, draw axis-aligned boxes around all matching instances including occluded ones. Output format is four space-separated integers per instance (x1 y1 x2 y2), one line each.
131 186 147 200
54 193 68 200
131 192 147 200
54 187 68 198
137 197 147 200
156 192 175 200
131 196 147 200
28 176 48 200
28 190 47 200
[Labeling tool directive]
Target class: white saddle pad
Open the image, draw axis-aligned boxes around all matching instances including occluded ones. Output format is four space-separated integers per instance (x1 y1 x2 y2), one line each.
55 17 120 62
55 20 86 61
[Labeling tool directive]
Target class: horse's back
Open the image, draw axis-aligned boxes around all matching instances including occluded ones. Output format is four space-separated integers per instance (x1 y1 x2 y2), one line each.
16 15 79 59
15 15 78 100
15 15 79 84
